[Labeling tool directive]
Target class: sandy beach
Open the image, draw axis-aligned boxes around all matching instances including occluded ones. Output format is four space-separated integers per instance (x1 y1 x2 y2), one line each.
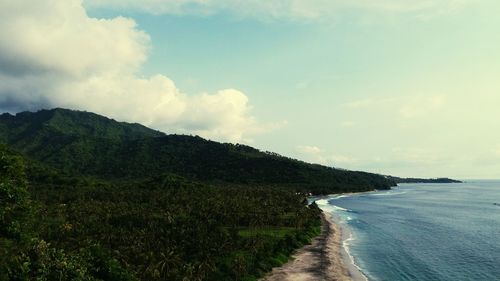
261 212 366 281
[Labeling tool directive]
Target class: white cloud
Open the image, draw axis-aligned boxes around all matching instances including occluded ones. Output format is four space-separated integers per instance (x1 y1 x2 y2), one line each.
296 145 327 164
295 145 357 167
83 0 470 20
330 154 358 165
0 0 275 143
296 145 322 155
398 95 446 118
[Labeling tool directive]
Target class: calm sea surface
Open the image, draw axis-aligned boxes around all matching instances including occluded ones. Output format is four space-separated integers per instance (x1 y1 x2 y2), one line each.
317 181 500 281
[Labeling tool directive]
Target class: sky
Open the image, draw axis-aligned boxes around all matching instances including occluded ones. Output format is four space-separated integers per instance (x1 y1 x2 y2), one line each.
1 0 499 179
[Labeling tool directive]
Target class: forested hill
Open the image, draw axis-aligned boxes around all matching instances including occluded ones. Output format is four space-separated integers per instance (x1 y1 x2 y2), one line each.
388 176 462 184
0 108 396 194
1 108 394 281
0 108 164 142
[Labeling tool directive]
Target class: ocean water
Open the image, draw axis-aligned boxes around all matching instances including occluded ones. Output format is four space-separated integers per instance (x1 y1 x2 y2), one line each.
317 181 500 281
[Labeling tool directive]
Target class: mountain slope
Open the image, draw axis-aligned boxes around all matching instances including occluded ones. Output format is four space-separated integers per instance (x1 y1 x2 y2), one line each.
0 108 396 194
388 176 462 184
1 108 393 281
0 108 164 143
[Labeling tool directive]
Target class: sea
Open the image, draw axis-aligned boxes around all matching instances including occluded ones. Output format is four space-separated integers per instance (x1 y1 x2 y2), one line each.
315 180 500 281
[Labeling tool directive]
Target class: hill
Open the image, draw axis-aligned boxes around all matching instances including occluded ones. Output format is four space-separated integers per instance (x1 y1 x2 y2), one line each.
0 108 164 142
0 108 396 194
389 176 462 184
1 142 324 281
0 108 396 281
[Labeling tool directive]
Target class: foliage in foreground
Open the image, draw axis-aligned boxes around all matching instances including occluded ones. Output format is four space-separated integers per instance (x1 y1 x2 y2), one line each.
1 146 321 280
0 108 389 280
1 145 135 281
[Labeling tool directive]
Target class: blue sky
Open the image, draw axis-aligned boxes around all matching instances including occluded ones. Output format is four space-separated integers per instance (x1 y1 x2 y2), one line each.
1 1 499 178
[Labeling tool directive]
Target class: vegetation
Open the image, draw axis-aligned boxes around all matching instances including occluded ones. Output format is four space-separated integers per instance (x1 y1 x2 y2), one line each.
1 147 321 280
0 108 396 194
0 108 396 280
1 145 135 281
388 176 462 184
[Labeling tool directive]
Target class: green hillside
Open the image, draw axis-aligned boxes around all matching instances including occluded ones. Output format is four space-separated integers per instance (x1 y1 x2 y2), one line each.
0 108 395 194
0 108 164 142
0 108 395 281
1 144 322 281
388 176 462 184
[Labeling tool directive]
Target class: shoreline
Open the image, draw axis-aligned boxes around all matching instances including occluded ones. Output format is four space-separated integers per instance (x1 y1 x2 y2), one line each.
333 213 369 281
260 212 367 281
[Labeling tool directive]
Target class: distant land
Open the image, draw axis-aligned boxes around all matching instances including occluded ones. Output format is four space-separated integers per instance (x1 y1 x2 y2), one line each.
388 176 463 184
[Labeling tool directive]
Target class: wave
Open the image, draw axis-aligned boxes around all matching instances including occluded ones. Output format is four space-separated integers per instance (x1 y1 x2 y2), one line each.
370 191 408 197
315 199 329 206
318 203 352 214
331 194 351 200
341 222 369 281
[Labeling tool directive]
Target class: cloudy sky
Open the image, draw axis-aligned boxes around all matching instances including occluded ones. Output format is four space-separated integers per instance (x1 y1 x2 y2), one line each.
1 0 499 179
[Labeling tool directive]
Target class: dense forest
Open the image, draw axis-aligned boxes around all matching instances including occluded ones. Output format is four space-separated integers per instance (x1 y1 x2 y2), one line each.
388 176 462 184
0 108 396 280
0 108 395 194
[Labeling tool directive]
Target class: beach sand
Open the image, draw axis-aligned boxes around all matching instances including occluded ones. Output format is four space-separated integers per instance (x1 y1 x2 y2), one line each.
260 212 366 281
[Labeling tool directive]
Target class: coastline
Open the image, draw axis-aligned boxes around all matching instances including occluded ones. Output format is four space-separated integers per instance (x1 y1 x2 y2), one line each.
261 212 367 281
333 213 369 281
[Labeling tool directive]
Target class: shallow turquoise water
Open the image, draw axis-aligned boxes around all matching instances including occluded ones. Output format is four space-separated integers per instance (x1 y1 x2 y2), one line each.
317 181 500 281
